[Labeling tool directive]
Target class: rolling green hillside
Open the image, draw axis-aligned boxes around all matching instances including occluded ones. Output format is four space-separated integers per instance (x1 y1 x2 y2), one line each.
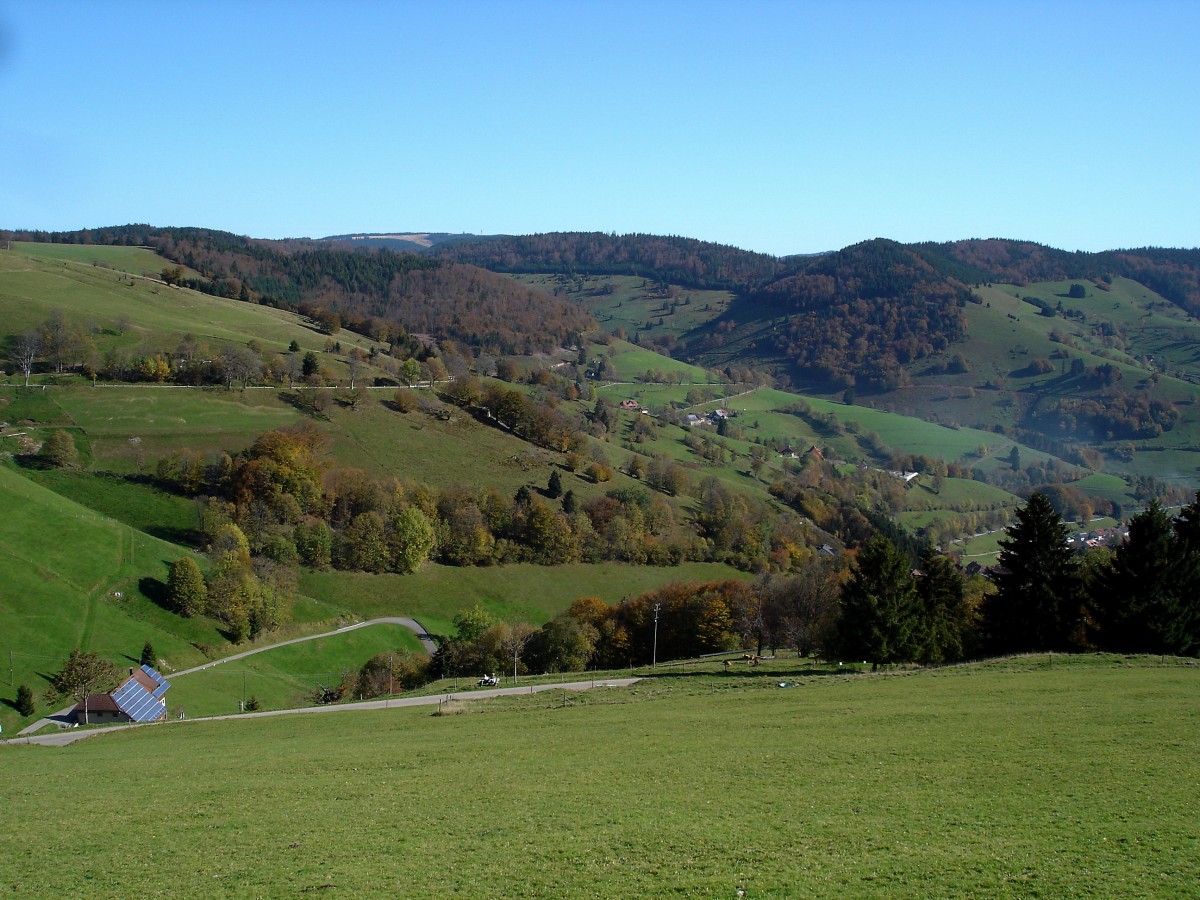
6 231 1200 736
165 623 427 717
439 232 1200 494
0 463 219 731
1 242 379 361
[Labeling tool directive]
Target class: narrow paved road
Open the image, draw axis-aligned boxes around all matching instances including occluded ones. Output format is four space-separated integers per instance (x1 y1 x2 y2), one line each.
169 616 437 677
16 617 437 736
3 678 642 747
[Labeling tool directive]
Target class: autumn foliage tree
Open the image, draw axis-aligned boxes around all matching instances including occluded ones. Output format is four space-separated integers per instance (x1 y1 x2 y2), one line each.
45 650 119 720
40 430 79 468
167 557 207 617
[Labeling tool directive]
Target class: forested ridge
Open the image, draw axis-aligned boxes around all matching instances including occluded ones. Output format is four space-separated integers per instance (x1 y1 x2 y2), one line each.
433 231 1200 389
917 239 1200 314
9 225 593 355
13 225 1200 389
435 233 976 389
717 239 973 390
432 231 787 291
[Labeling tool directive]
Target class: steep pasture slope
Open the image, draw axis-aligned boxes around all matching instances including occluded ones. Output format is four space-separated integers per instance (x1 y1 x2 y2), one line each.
0 464 221 732
0 243 377 367
2 658 1195 898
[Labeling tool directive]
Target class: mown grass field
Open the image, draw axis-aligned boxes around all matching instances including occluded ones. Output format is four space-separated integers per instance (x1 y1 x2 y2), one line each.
2 655 1196 898
0 384 301 473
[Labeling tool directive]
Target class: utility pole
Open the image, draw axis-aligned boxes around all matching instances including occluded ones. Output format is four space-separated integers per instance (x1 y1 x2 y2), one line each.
652 603 661 668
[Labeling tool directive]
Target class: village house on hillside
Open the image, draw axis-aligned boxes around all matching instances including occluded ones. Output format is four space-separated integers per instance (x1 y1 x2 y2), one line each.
1068 524 1129 549
73 664 171 725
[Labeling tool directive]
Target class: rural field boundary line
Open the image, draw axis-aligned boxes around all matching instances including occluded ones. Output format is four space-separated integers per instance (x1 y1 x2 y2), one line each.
4 677 642 748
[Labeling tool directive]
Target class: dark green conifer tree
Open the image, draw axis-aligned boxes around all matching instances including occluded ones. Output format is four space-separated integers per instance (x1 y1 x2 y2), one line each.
916 550 969 664
836 535 921 669
1094 500 1173 649
16 683 35 718
985 493 1084 652
1094 499 1199 655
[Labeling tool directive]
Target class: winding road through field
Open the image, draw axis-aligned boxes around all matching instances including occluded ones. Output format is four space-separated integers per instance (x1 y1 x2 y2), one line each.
168 616 439 677
13 617 439 738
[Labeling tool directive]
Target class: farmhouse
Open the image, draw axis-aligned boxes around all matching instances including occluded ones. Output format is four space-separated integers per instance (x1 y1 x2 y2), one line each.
619 399 640 410
72 664 171 725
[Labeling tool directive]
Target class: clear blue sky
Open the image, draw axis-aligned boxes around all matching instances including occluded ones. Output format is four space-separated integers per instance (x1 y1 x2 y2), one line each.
2 1 1197 255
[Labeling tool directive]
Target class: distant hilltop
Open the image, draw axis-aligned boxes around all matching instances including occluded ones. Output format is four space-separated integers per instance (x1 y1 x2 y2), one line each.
320 231 495 251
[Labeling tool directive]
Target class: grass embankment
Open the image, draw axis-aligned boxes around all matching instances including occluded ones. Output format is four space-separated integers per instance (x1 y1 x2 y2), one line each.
2 655 1196 898
173 560 754 718
165 623 426 717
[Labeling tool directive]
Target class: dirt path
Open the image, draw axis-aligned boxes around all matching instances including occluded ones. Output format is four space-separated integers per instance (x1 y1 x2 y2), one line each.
3 678 642 747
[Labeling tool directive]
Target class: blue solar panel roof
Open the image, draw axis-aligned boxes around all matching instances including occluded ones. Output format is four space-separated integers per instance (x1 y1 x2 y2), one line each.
142 664 171 697
112 681 162 722
111 666 170 722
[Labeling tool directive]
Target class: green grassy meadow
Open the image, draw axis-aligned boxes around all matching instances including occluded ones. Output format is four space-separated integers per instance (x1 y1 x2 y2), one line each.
0 375 756 731
589 378 1045 539
0 463 222 731
515 273 734 342
10 241 188 275
300 560 754 637
0 244 379 378
2 656 1196 898
165 623 426 717
8 244 1200 740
